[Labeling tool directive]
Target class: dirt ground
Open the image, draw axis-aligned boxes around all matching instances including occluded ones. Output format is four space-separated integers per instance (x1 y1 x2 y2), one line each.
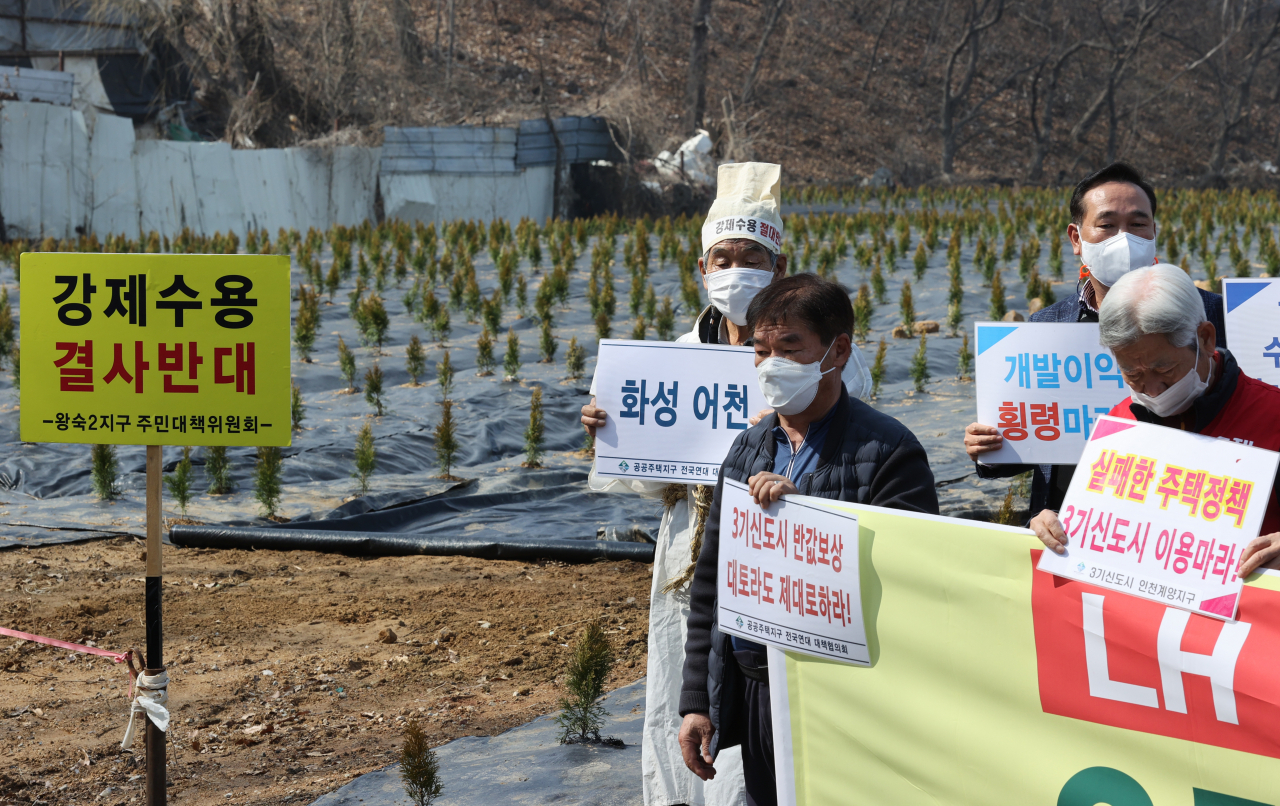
0 537 653 805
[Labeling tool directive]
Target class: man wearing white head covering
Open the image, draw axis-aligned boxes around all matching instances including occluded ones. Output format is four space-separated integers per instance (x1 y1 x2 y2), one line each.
580 162 869 806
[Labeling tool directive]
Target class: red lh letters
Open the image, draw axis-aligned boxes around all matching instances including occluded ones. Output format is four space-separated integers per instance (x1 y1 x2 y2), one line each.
1031 551 1280 759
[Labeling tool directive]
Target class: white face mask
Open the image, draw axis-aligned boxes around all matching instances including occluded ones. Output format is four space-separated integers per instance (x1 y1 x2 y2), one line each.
705 268 774 326
1079 230 1157 287
1129 340 1209 417
757 340 837 416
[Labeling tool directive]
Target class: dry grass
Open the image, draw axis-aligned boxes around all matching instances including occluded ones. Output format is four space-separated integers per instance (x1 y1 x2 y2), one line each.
94 0 1280 185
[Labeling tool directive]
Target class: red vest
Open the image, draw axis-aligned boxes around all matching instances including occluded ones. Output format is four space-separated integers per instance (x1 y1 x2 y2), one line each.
1108 368 1280 537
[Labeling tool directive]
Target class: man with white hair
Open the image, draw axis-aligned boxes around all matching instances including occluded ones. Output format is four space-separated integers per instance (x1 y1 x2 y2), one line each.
1031 264 1280 575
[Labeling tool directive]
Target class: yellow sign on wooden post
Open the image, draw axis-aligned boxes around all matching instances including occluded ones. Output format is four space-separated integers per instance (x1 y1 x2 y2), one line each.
19 253 292 447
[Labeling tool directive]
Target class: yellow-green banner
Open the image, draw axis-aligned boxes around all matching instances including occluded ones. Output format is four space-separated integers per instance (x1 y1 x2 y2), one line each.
19 253 291 446
775 503 1280 805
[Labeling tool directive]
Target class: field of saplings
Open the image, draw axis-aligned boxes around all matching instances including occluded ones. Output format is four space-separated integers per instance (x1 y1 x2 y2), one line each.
1 185 1279 804
0 185 1276 540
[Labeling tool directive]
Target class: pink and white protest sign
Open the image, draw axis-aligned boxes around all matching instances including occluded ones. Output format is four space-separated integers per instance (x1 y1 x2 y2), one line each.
975 322 1131 465
1037 416 1280 621
717 478 869 665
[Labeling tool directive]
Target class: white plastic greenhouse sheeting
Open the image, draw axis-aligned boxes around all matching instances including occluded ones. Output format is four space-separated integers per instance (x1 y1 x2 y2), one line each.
0 101 554 239
135 140 245 236
0 101 88 240
232 146 381 235
86 112 140 236
383 165 555 225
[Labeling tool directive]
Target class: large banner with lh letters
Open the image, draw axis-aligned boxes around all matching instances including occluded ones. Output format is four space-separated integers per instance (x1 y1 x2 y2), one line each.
767 503 1280 806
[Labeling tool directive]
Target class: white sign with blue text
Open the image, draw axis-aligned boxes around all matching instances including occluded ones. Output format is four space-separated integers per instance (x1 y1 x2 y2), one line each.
1223 278 1280 389
593 339 760 485
975 322 1131 465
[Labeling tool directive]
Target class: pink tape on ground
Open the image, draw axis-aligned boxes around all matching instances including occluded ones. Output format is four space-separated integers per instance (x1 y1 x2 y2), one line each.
0 625 129 663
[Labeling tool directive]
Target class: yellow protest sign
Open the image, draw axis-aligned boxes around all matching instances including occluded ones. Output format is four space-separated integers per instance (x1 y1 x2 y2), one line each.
774 503 1280 805
19 253 291 447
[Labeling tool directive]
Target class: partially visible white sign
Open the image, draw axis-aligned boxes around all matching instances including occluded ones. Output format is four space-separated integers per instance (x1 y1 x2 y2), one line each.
593 339 759 485
1037 416 1279 621
1223 278 1280 388
975 322 1130 465
717 478 869 665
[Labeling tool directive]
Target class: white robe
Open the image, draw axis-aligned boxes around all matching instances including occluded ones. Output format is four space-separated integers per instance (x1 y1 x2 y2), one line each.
588 467 747 806
589 325 746 806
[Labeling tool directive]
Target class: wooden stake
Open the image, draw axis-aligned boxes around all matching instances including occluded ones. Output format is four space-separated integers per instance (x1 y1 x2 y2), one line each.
145 445 166 805
146 446 162 577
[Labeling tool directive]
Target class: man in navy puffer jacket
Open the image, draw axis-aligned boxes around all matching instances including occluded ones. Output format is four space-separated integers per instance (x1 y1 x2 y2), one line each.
677 274 940 806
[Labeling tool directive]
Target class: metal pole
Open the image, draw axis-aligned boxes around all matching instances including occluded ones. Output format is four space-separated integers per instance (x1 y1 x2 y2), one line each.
145 445 166 806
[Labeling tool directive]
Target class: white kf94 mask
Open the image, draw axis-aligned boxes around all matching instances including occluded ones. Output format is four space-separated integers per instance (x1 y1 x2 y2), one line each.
1080 231 1157 287
705 268 774 326
756 340 837 416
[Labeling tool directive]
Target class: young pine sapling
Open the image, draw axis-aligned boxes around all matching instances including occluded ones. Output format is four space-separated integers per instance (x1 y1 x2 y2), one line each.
364 363 386 416
523 387 544 468
435 400 460 480
205 445 233 494
503 328 521 380
291 383 305 430
354 419 376 495
399 720 444 806
555 621 615 744
338 336 359 392
566 337 585 380
253 446 283 519
165 446 194 515
91 444 121 501
406 335 427 386
437 351 454 397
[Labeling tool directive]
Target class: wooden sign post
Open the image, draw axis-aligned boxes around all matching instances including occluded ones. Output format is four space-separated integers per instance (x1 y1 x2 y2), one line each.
145 445 165 806
18 253 293 805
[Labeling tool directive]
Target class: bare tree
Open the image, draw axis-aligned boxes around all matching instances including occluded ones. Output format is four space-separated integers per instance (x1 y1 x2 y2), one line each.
1067 0 1172 164
446 0 457 86
629 0 649 88
1168 0 1280 177
388 0 423 73
938 0 1013 175
306 0 364 129
597 0 611 51
861 0 898 91
740 0 788 106
98 0 304 145
686 0 714 131
1020 4 1089 181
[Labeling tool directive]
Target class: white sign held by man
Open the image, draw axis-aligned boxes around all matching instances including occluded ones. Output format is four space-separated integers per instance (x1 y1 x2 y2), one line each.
593 339 759 485
975 322 1131 465
1037 416 1279 620
717 478 869 665
1223 278 1280 388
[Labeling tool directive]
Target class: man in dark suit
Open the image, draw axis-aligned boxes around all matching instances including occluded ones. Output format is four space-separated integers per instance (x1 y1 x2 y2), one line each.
963 162 1227 521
